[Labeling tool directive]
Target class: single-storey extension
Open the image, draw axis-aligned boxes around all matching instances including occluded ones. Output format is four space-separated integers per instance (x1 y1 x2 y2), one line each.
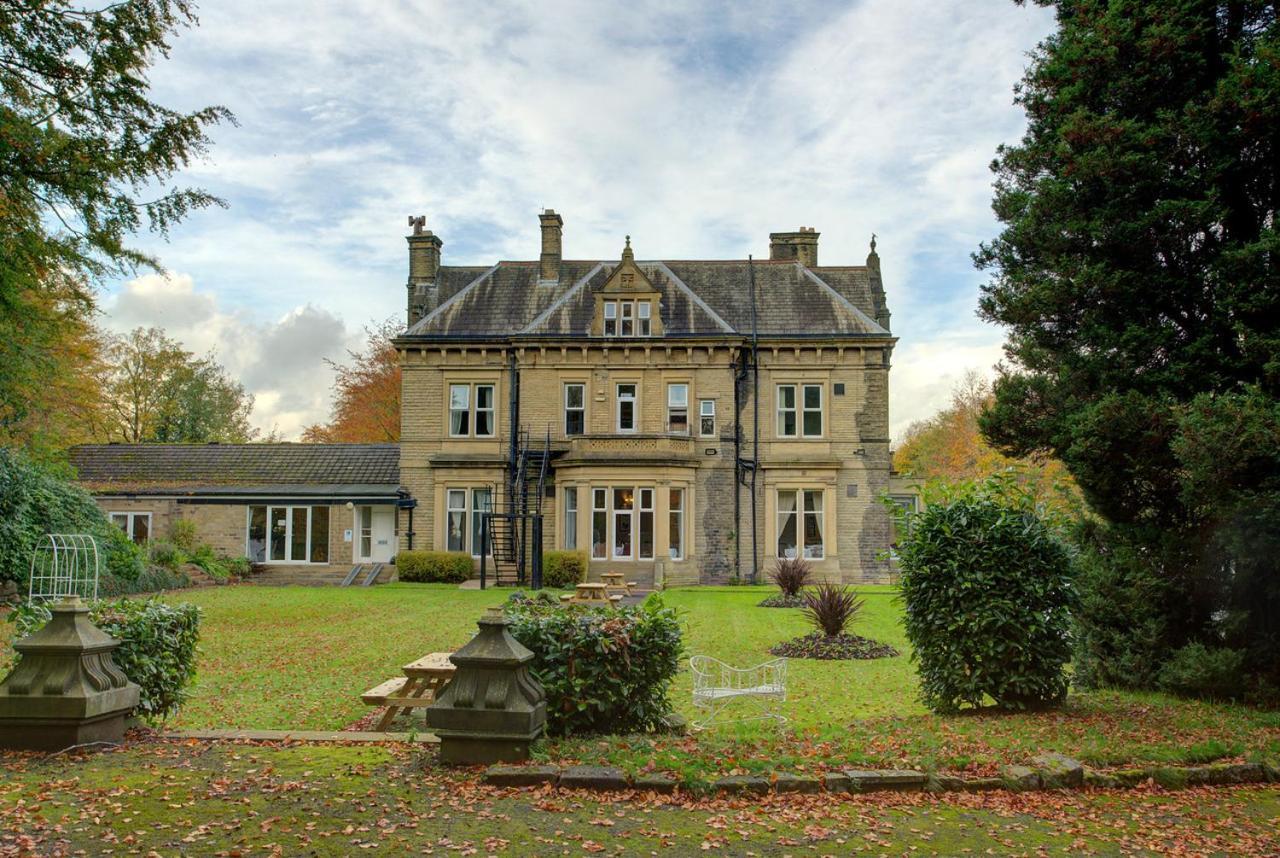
69 443 411 583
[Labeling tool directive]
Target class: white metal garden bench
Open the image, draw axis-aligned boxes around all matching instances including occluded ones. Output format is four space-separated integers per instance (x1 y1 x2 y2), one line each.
689 655 787 729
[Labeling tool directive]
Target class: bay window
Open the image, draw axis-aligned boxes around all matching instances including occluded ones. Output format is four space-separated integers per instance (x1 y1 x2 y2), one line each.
446 489 467 552
563 487 578 550
443 488 491 556
638 488 654 560
613 488 634 559
591 488 608 559
669 488 685 560
776 489 824 560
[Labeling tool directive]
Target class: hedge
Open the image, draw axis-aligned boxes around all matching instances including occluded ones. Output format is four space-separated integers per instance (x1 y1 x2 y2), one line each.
504 593 684 736
895 476 1074 713
396 550 473 583
541 550 588 589
6 597 202 723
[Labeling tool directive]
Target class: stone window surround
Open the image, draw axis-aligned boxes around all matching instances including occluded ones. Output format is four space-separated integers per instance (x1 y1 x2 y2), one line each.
446 379 499 439
761 477 840 565
441 485 495 557
774 379 827 440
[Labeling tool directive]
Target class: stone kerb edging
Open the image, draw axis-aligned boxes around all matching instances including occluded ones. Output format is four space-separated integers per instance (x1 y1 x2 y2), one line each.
484 754 1280 796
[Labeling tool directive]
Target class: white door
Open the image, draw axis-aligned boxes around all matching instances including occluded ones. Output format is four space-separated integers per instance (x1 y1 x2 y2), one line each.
370 508 396 563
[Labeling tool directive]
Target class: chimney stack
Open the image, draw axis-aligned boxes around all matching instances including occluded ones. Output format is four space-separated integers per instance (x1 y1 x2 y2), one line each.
539 209 563 282
768 227 820 267
406 215 443 326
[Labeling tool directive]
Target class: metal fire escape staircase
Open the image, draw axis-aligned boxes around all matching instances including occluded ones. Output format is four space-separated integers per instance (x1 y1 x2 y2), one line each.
480 428 551 587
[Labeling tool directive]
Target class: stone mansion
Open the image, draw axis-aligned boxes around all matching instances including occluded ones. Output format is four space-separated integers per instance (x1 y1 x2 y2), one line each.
395 212 897 586
70 212 898 587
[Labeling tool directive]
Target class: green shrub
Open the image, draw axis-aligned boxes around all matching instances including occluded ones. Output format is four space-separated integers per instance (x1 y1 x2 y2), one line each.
7 597 201 722
148 540 187 570
169 519 199 551
541 550 587 588
504 594 684 736
1156 643 1248 701
0 449 142 588
224 556 251 579
99 565 190 597
896 476 1075 713
396 550 473 583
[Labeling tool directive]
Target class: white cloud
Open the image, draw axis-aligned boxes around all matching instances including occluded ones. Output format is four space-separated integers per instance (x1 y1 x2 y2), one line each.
99 0 1057 435
104 273 360 439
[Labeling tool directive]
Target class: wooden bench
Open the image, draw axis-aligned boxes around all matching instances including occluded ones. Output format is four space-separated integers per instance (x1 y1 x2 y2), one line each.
361 652 456 731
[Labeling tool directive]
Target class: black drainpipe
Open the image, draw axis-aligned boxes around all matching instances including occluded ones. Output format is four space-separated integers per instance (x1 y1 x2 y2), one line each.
748 255 760 584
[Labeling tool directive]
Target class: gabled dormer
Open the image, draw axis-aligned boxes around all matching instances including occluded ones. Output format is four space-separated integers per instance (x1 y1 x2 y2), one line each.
590 237 664 337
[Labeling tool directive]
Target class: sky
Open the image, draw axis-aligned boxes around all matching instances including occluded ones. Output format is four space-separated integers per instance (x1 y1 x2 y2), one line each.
100 0 1058 440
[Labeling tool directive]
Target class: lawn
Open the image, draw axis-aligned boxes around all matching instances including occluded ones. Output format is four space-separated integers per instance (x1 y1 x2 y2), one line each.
2 742 1279 855
3 583 1279 782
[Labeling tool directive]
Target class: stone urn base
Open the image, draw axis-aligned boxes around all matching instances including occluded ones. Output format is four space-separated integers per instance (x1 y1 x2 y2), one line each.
0 710 132 752
435 730 541 766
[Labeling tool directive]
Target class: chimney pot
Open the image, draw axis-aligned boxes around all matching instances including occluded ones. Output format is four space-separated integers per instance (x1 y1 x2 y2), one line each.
539 210 564 282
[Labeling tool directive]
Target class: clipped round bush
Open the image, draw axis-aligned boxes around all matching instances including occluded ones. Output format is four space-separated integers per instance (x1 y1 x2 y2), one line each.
504 594 684 736
396 550 472 583
541 550 587 589
896 477 1074 713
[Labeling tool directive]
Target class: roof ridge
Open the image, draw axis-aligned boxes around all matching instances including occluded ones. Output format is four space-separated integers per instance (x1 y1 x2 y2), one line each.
406 262 502 335
798 265 890 335
520 262 609 334
650 262 736 334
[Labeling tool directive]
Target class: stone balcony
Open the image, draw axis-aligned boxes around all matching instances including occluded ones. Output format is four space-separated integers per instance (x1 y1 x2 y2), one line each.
557 433 701 465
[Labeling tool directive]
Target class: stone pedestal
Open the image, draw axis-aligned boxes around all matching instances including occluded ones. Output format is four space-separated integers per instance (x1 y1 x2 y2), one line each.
427 607 546 765
0 596 140 751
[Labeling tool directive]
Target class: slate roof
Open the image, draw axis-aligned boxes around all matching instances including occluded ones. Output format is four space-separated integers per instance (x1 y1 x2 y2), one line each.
402 258 892 341
70 443 400 496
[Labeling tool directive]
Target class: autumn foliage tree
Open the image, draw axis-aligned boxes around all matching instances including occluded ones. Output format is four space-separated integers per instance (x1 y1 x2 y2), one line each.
0 2 230 457
894 372 1081 516
303 320 402 443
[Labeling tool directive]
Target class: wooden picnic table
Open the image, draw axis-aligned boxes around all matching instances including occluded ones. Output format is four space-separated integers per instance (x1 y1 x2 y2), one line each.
560 582 622 606
361 651 456 731
599 572 636 596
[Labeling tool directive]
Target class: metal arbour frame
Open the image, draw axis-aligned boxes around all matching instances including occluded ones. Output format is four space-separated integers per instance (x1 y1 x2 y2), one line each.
28 534 101 603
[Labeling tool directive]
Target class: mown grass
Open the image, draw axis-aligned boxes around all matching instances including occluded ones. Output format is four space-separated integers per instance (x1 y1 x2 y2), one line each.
2 742 1279 856
4 583 1279 777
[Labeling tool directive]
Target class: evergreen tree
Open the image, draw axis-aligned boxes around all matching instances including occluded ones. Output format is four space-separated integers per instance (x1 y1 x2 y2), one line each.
977 0 1280 692
0 2 231 453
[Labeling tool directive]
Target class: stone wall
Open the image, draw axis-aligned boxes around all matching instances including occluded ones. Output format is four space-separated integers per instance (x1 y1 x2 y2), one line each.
397 340 895 585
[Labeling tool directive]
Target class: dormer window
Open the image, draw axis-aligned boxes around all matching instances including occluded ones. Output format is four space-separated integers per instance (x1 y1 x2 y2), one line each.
601 299 652 338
